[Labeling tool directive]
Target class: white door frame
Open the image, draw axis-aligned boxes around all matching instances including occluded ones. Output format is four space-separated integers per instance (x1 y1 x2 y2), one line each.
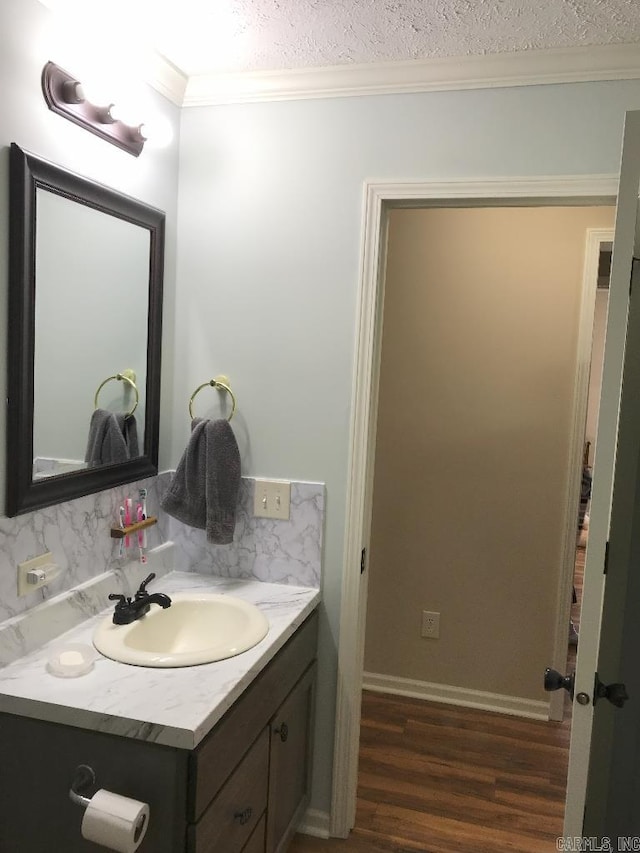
548 225 615 726
579 229 614 470
330 176 618 837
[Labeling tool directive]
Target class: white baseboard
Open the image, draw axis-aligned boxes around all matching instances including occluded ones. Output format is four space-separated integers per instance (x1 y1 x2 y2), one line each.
363 671 550 720
297 808 331 839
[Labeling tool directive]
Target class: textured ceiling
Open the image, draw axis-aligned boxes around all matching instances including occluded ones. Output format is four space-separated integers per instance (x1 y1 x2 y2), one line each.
148 0 640 76
39 0 640 78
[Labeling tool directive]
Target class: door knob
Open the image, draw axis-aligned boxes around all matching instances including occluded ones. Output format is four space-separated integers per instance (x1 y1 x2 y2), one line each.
544 667 575 700
594 673 629 708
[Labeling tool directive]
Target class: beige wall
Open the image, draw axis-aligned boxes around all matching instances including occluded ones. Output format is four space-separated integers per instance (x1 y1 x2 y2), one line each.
364 205 615 701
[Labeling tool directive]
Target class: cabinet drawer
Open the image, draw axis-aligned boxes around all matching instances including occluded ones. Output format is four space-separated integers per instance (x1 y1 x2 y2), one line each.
190 610 318 819
188 728 269 853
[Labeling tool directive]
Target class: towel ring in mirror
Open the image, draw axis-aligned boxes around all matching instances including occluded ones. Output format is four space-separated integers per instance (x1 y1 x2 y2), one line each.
94 370 139 417
189 376 236 421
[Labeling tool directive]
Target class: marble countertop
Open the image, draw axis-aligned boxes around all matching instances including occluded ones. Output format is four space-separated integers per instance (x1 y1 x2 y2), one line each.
0 572 320 750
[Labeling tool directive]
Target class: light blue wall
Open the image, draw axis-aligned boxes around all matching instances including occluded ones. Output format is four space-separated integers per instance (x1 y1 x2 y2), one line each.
4 2 640 816
0 0 181 491
0 0 180 609
175 79 640 813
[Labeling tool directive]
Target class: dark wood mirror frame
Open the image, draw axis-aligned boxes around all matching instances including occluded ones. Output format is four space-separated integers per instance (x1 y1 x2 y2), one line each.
6 142 165 516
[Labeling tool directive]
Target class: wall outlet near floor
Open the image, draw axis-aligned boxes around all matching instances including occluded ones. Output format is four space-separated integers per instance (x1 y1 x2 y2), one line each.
421 610 440 639
253 479 291 520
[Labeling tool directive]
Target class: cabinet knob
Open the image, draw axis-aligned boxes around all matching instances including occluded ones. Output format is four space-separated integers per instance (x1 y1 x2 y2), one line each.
233 807 252 825
274 722 289 742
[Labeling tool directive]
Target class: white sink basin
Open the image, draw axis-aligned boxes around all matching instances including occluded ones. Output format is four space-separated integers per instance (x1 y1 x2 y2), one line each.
93 593 269 667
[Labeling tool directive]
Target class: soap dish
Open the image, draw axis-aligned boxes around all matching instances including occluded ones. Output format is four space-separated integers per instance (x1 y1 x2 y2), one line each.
47 643 96 678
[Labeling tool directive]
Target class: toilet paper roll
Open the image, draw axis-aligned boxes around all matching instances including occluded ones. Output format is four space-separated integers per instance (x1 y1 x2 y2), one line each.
81 789 149 853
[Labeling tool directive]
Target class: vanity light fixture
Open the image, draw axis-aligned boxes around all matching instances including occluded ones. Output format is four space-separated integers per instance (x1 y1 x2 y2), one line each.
41 61 146 157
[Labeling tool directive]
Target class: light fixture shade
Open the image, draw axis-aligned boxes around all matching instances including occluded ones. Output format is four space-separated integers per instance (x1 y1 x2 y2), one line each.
41 61 145 157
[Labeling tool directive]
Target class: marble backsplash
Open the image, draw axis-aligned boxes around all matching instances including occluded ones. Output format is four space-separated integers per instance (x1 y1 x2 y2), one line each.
0 543 174 667
0 473 324 628
155 472 324 589
0 475 165 624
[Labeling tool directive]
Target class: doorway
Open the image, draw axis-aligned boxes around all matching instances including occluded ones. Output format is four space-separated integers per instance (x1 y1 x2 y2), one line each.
570 235 612 656
363 206 613 715
330 178 619 838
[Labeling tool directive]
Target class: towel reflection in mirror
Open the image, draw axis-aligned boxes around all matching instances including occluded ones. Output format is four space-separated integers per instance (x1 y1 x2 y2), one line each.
85 410 139 467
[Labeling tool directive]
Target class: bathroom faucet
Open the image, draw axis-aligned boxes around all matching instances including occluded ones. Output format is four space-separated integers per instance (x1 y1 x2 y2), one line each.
108 572 172 625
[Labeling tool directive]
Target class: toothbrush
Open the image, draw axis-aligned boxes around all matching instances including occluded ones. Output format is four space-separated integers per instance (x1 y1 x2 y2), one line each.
138 488 148 553
118 506 126 558
124 498 132 548
139 488 148 520
136 504 147 563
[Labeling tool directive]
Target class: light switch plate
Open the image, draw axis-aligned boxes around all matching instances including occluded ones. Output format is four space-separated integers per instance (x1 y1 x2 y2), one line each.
253 479 291 520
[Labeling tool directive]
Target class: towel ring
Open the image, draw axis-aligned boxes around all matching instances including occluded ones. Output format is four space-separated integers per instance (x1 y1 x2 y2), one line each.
94 371 139 417
189 376 236 421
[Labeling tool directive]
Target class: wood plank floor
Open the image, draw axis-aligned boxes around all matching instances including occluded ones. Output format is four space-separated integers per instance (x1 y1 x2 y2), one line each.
290 692 570 853
289 547 585 853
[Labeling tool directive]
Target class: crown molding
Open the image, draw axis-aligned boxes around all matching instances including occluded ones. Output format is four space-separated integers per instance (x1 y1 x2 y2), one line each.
145 52 188 107
183 42 640 107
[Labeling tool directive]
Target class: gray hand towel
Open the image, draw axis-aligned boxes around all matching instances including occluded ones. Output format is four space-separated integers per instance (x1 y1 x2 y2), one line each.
160 418 241 545
116 413 140 458
85 408 131 467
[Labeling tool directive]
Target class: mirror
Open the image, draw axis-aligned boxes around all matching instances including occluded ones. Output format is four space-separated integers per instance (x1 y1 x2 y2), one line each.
6 143 165 516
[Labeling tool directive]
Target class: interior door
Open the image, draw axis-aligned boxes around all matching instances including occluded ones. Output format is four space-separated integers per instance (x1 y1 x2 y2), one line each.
561 110 640 836
582 254 640 838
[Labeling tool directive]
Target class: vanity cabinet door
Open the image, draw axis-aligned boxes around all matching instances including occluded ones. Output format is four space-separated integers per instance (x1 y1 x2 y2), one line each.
265 663 317 853
243 814 266 853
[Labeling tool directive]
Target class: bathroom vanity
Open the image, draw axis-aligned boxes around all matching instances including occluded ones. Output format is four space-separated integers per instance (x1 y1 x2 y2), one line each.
0 574 319 853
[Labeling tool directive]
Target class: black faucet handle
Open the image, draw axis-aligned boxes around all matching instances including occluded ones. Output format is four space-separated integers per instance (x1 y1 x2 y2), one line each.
136 573 156 597
108 593 129 606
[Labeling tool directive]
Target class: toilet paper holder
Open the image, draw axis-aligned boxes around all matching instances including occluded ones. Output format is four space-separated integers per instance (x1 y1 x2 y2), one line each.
69 764 97 809
69 763 150 852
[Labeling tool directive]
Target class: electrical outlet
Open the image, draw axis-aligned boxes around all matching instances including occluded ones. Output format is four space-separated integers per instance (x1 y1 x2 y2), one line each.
253 479 291 520
421 610 440 639
17 552 59 597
